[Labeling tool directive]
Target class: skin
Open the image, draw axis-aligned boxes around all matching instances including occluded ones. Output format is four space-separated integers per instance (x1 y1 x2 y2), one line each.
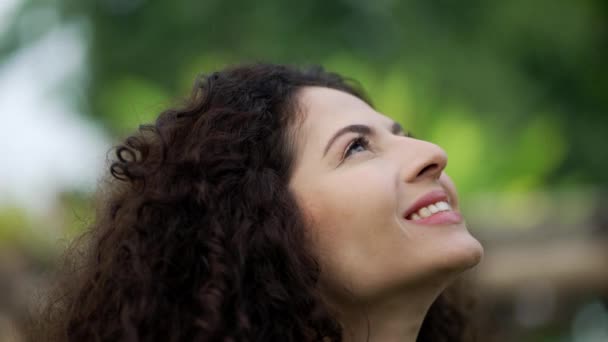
288 87 484 342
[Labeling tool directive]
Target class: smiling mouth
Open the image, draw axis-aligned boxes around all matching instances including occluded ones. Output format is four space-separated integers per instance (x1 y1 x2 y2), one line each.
402 189 463 225
405 200 452 220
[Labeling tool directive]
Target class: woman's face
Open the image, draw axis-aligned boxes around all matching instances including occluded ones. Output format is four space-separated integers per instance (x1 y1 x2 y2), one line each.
288 87 483 303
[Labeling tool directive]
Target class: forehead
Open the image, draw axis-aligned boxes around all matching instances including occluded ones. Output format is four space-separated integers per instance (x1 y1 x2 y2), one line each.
296 86 392 141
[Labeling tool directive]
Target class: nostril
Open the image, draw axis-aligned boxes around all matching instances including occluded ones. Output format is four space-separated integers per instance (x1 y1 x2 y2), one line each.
417 163 439 178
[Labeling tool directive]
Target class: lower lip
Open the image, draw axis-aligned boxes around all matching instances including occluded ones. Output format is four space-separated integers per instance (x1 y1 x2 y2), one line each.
407 211 463 225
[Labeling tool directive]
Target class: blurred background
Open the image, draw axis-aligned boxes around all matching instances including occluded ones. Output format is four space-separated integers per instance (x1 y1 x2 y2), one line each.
1 0 607 341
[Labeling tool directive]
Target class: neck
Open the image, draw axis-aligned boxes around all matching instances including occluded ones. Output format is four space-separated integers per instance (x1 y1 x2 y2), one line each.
331 278 451 342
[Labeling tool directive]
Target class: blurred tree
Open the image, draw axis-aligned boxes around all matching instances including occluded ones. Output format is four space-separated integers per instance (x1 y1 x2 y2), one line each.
2 0 606 194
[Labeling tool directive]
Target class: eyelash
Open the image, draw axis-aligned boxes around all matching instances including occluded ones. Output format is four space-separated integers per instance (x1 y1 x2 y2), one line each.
341 131 414 162
342 135 371 160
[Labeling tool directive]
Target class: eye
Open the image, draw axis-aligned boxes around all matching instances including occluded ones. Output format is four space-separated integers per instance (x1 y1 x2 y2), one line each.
343 135 371 160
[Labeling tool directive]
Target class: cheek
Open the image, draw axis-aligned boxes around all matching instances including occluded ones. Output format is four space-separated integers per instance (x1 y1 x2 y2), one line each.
297 165 404 295
306 165 397 240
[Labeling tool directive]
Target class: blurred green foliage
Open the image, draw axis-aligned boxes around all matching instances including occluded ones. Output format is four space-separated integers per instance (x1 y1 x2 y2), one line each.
2 0 607 196
0 191 92 259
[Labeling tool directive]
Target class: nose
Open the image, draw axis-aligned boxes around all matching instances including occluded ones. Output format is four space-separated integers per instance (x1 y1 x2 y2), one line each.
400 139 448 183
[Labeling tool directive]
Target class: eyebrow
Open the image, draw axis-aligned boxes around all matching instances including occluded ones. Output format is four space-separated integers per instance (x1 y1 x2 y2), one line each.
322 121 405 157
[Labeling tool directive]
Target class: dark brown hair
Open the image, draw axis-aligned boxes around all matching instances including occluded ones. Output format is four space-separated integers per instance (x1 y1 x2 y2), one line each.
32 63 475 341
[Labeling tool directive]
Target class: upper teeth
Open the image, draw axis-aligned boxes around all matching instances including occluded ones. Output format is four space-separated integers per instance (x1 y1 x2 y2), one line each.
408 201 452 220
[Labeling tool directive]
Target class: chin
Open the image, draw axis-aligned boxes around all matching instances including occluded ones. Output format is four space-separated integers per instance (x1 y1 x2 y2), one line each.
453 236 484 270
435 231 484 276
403 236 483 291
460 237 484 269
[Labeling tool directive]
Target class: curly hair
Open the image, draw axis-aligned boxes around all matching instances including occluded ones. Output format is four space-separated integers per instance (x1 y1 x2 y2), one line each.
31 63 476 341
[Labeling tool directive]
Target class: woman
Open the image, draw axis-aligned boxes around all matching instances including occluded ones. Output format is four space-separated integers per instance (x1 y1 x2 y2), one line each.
34 63 484 341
